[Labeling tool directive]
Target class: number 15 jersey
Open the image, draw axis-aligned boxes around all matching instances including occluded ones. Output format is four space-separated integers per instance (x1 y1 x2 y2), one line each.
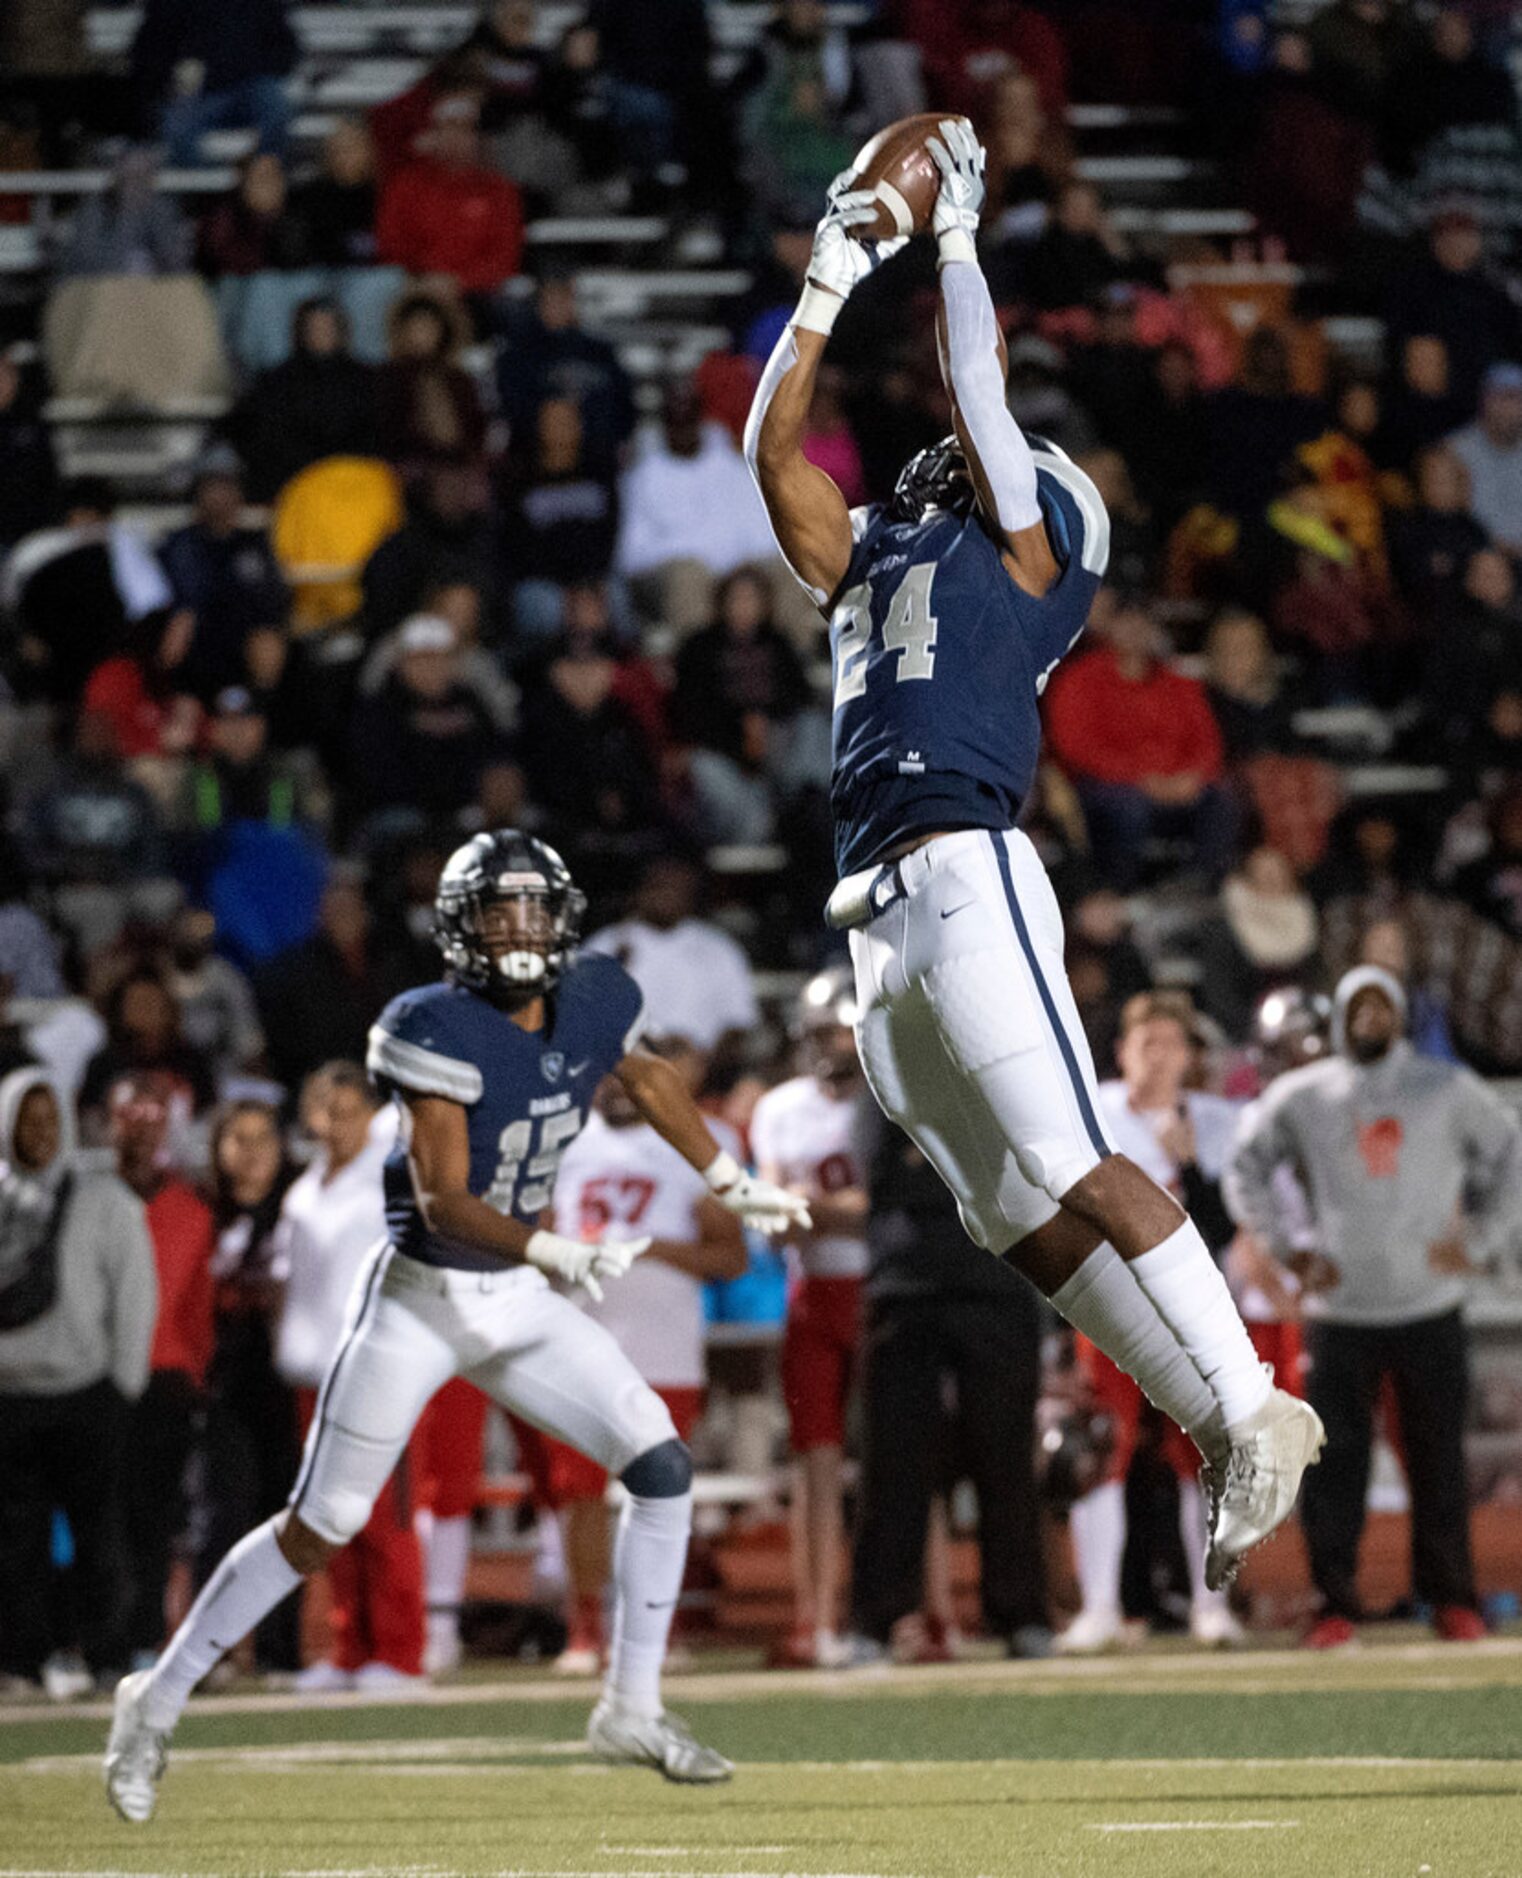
366 954 645 1271
829 443 1108 875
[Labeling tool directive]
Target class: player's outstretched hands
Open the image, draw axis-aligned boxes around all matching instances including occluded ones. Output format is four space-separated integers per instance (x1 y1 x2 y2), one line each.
928 116 986 266
806 171 907 304
525 1228 652 1302
704 1150 812 1236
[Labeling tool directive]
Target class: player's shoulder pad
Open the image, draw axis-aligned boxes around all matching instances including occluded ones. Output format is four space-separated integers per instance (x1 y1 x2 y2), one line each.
367 981 484 1106
564 949 647 1057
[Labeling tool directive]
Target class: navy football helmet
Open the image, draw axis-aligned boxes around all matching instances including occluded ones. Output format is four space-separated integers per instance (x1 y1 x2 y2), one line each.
891 433 977 523
434 830 585 1006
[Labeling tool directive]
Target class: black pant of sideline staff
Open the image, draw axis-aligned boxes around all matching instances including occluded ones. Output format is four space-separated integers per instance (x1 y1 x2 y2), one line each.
123 1369 201 1659
851 1289 1047 1645
0 1379 129 1680
1301 1307 1477 1620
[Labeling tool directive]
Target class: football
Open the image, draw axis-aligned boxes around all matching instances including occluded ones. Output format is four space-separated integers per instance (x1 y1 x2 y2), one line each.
843 112 970 242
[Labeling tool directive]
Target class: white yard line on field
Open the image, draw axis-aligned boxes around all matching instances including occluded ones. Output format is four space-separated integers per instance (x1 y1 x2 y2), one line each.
1087 1820 1302 1833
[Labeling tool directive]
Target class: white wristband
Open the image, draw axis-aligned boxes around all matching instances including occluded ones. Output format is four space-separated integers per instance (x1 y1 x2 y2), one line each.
704 1149 742 1194
793 283 844 336
936 229 978 269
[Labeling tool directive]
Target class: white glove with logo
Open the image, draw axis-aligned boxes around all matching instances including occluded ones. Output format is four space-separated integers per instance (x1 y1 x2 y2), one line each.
795 173 909 336
927 116 986 268
704 1151 812 1236
525 1229 651 1302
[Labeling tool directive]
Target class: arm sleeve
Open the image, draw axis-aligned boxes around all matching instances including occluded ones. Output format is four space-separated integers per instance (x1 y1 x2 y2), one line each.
107 1188 158 1401
366 999 483 1105
1455 1072 1522 1265
1223 1093 1300 1259
938 260 1042 536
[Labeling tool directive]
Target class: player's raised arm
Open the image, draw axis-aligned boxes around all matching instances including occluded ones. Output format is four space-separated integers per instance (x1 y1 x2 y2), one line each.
404 1091 646 1300
927 119 1060 597
615 1046 812 1234
743 180 905 607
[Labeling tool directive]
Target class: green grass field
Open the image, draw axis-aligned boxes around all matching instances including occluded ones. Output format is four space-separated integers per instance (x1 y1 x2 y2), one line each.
4 1638 1521 1878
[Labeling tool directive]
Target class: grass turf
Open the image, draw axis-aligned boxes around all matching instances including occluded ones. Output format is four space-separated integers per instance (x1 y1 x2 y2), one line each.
4 1641 1521 1878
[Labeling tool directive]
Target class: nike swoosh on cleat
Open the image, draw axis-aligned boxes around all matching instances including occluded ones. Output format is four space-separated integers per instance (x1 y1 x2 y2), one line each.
940 903 974 920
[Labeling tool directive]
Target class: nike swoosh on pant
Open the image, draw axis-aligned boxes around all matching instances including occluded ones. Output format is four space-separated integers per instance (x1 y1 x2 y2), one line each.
940 902 974 919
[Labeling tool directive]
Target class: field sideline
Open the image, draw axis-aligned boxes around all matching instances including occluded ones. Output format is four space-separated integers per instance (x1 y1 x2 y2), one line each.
4 1637 1521 1878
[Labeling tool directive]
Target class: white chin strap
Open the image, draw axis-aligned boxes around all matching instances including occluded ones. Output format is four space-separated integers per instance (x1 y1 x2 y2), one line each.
497 950 548 987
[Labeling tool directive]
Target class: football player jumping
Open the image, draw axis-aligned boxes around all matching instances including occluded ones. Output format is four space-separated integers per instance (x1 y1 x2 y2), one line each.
105 831 808 1820
743 119 1323 1595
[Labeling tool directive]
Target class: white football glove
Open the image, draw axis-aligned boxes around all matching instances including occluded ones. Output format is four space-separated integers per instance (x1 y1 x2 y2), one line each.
795 172 910 335
927 117 986 267
704 1150 812 1236
525 1229 651 1302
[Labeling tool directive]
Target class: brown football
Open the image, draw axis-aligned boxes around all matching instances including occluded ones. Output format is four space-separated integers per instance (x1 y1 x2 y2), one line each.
844 112 967 243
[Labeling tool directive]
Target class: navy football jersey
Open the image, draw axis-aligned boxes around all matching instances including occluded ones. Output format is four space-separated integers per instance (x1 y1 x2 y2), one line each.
829 447 1109 873
365 952 645 1271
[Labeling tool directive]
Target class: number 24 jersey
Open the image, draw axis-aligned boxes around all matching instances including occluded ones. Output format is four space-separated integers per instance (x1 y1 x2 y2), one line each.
829 444 1109 874
366 953 645 1271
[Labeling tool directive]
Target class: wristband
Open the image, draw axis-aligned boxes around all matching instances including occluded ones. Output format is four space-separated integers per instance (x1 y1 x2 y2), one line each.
793 283 844 336
936 230 978 269
703 1149 742 1194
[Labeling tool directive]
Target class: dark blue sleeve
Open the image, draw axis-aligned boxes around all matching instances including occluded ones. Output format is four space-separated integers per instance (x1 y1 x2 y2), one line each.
577 953 647 1064
1021 459 1109 686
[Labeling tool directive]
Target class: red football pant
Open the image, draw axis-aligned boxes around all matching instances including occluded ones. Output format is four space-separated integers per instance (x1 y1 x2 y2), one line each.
295 1387 424 1676
782 1276 863 1452
415 1377 490 1519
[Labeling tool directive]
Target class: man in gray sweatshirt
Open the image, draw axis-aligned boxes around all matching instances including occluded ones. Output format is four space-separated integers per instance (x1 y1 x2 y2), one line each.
1226 966 1522 1646
0 1066 156 1690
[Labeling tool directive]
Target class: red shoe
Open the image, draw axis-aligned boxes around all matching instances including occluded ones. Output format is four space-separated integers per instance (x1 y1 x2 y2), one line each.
1433 1606 1486 1642
1302 1615 1357 1650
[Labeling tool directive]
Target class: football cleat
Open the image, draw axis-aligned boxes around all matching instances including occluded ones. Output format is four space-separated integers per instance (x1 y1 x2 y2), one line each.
1189 1600 1246 1648
1054 1608 1127 1655
1206 1389 1325 1591
104 1671 169 1824
1302 1614 1357 1651
587 1698 733 1783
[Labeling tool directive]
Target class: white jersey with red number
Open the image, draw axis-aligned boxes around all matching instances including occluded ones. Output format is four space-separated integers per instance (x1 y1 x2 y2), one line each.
551 1110 737 1389
750 1074 867 1279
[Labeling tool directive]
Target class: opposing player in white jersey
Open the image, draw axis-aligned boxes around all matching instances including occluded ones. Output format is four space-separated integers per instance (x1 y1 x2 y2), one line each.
751 966 868 1667
743 117 1322 1589
545 1036 747 1672
105 832 809 1821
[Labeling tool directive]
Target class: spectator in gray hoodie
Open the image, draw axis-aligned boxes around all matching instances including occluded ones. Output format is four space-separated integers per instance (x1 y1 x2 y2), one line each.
1226 965 1522 1648
0 1067 156 1690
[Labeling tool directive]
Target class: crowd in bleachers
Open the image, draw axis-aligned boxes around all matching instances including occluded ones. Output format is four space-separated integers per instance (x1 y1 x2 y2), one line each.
1 0 1522 1696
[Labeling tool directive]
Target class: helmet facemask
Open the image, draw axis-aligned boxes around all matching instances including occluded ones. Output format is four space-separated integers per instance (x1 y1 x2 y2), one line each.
891 434 977 524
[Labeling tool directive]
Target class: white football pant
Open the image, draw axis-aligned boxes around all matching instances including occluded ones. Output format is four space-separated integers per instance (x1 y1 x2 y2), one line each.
289 1247 677 1546
849 827 1115 1253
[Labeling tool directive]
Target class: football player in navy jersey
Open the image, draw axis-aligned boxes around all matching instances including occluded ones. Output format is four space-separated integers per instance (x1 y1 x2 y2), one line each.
106 831 809 1819
743 119 1322 1602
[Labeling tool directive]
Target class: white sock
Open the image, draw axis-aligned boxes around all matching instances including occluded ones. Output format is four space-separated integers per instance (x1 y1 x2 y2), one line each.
1069 1480 1125 1618
605 1490 690 1720
423 1512 472 1619
1051 1243 1222 1452
1178 1476 1223 1613
144 1518 302 1731
1129 1221 1272 1430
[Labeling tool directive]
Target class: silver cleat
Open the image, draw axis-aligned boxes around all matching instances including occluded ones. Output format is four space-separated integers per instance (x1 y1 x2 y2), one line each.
587 1697 734 1783
104 1670 169 1823
1206 1388 1326 1591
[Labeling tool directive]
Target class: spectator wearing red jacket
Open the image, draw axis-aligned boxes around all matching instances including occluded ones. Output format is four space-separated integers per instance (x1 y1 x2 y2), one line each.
376 99 523 303
109 1073 216 1666
1046 595 1235 889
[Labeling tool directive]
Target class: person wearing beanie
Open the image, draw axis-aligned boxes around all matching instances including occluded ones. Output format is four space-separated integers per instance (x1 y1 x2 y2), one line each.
1226 965 1522 1648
